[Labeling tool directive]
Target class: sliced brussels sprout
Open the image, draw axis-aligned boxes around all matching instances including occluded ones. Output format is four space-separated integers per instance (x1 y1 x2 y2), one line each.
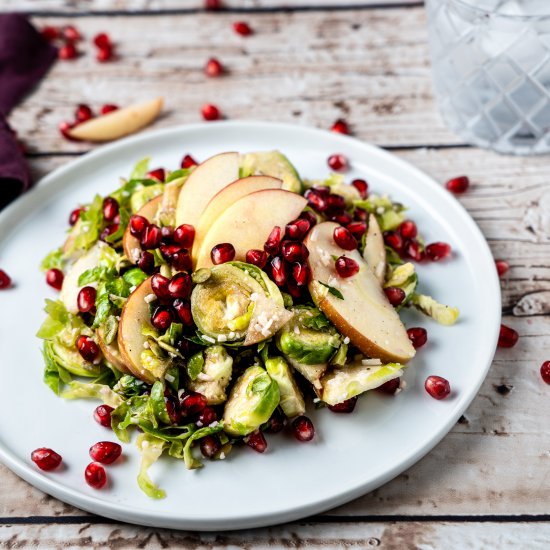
330 342 348 367
223 365 280 436
130 182 165 213
409 293 459 326
355 194 406 232
363 214 386 285
187 345 233 405
321 361 404 406
49 341 103 378
384 262 418 308
240 151 303 193
287 358 327 392
265 357 305 418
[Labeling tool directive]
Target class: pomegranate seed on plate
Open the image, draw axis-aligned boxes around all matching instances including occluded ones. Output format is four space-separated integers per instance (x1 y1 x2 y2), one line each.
399 220 417 239
85 462 107 489
63 25 82 41
152 307 174 331
101 104 118 115
174 224 195 248
446 175 469 194
94 405 114 428
246 249 268 268
281 241 309 263
496 260 509 277
404 239 425 262
75 104 93 123
102 197 119 222
58 43 78 60
304 188 328 213
425 375 451 400
141 224 162 249
331 118 349 135
41 26 59 42
77 286 97 313
137 251 155 273
328 397 357 413
173 299 193 326
93 32 111 49
168 272 191 298
333 226 357 250
347 221 367 240
151 274 170 299
205 57 224 77
171 250 193 271
426 242 451 261
540 361 550 385
201 103 221 121
292 416 315 442
270 256 288 286
285 218 310 240
384 286 406 307
292 262 309 286
335 256 359 278
233 21 253 36
181 154 198 168
211 243 235 264
200 435 222 458
180 392 207 417
327 153 348 171
46 268 64 290
146 168 165 182
384 230 403 252
198 406 217 426
246 430 267 453
264 226 282 255
498 324 518 348
96 45 114 63
31 448 62 471
77 335 100 362
69 207 83 226
129 215 148 237
0 270 12 289
89 441 122 464
377 378 401 395
407 327 427 349
351 178 368 199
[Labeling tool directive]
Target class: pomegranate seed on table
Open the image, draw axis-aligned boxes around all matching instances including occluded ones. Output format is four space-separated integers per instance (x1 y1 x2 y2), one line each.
41 26 59 42
173 224 195 248
384 230 403 252
498 324 518 348
77 335 100 363
426 242 451 261
137 251 155 273
233 21 253 36
264 226 282 255
496 260 509 277
31 448 62 471
77 286 97 313
285 218 310 240
146 168 165 182
46 268 64 290
168 272 191 298
59 120 76 140
330 211 353 226
377 378 401 395
89 441 122 464
331 118 349 135
96 45 114 63
75 104 93 123
129 215 148 237
0 270 12 289
304 188 328 213
328 397 357 413
93 32 111 49
333 226 357 250
446 175 470 194
201 103 221 121
101 104 119 115
425 375 451 400
384 286 406 307
181 154 198 168
102 197 119 222
281 241 309 263
211 243 235 264
347 221 367 240
407 327 427 349
151 307 174 331
100 223 119 243
404 239 425 262
173 299 193 326
200 435 222 459
540 361 550 385
205 57 224 77
327 153 348 172
141 224 162 249
335 256 359 278
292 262 309 286
351 178 368 199
85 462 107 489
63 25 82 42
205 0 223 10
399 220 417 239
171 250 193 271
180 392 207 417
246 249 268 268
246 430 268 453
94 405 114 428
58 43 78 60
270 256 288 286
198 406 217 426
292 416 315 442
69 207 83 226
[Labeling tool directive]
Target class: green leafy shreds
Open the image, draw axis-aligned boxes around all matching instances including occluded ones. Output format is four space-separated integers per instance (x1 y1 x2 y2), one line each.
354 195 406 232
41 248 64 272
136 434 167 500
183 425 224 470
187 351 205 381
385 246 403 267
122 267 148 287
36 300 86 346
103 315 119 345
318 281 344 300
61 381 123 408
129 157 151 180
42 341 72 395
301 312 331 330
113 374 148 399
70 194 104 254
165 168 192 183
150 380 171 424
104 208 129 245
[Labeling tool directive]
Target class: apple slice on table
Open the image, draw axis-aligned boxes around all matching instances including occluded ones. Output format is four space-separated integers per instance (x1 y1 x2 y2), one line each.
305 221 415 364
363 214 386 284
97 327 133 375
195 189 307 268
193 175 283 263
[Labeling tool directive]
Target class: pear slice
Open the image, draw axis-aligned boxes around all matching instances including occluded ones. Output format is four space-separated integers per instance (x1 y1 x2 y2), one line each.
97 327 133 375
363 214 386 284
175 152 239 229
193 175 283 264
195 189 307 269
305 222 415 364
68 98 163 142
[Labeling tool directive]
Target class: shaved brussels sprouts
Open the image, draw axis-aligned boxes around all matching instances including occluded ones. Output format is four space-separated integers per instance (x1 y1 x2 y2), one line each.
264 357 305 418
384 262 418 308
187 345 233 405
47 341 103 378
409 293 459 326
240 151 303 193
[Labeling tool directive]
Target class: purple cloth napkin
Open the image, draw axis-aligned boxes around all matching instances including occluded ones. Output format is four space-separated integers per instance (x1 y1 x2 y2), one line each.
0 13 57 208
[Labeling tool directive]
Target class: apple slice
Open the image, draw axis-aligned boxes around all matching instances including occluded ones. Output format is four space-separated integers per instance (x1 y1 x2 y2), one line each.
193 175 283 263
305 221 415 364
363 214 386 284
122 194 163 262
195 189 307 268
68 98 163 142
175 152 239 229
97 327 133 375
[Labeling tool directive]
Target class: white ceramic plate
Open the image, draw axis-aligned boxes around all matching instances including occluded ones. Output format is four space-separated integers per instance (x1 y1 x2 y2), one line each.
0 122 500 530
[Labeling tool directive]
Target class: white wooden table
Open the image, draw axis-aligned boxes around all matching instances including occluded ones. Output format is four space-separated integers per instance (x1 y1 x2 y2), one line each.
3 1 550 547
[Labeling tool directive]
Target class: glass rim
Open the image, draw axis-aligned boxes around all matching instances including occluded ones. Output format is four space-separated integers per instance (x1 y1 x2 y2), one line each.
449 0 550 21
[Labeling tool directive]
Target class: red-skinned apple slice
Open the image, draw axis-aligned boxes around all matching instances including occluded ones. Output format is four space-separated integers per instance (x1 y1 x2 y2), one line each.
122 195 163 262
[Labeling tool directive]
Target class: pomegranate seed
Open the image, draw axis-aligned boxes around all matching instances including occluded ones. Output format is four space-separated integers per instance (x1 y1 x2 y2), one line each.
0 270 12 289
399 220 417 239
286 277 303 299
425 375 451 400
173 299 193 326
264 226 282 255
100 223 119 243
404 239 425 262
180 392 207 417
101 104 118 115
205 57 224 77
304 189 328 213
200 435 222 459
246 430 267 453
63 25 82 42
285 218 310 240
327 153 348 172
41 26 59 42
246 249 268 268
333 226 357 251
94 405 114 428
330 211 353 226
331 118 349 134
407 327 427 349
384 286 406 307
198 406 217 426
102 197 119 222
498 324 518 348
377 378 401 395
171 251 193 271
75 104 93 123
181 154 198 168
96 45 114 63
93 32 111 49
292 262 309 286
351 178 368 199
266 410 286 433
69 207 83 226
540 361 550 385
335 256 359 278
496 260 509 278
141 224 162 250
384 230 403 252
326 193 345 213
292 416 315 442
137 251 155 273
299 211 318 227
59 120 76 140
31 448 62 471
168 272 191 298
89 441 122 464
151 274 170 299
77 335 100 362
58 43 78 60
152 307 174 331
233 21 253 36
328 397 357 413
426 242 451 261
147 168 165 182
281 241 309 263
347 221 367 240
129 215 148 237
85 462 107 489
205 0 223 9
270 256 288 286
354 207 368 222
160 244 183 261
165 394 181 424
77 286 97 313
174 224 195 248
160 226 174 243
211 243 235 264
46 268 64 290
446 175 470 194
201 103 221 121
313 186 331 199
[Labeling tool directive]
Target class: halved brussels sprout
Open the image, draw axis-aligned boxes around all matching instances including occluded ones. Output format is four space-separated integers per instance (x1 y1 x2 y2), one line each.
48 341 103 378
265 357 305 418
240 151 303 193
222 365 280 436
187 345 233 405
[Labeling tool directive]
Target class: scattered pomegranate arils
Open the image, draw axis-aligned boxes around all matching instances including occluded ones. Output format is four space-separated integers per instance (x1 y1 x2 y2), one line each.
205 0 223 10
165 393 181 424
496 260 509 278
205 57 224 77
102 197 119 222
96 45 114 63
286 277 303 298
384 230 403 252
426 242 451 261
31 448 62 471
304 189 328 213
333 226 357 251
335 256 359 278
407 327 427 349
211 243 235 264
168 272 191 298
69 207 83 226
93 32 111 49
285 218 310 240
299 210 318 227
101 104 118 115
152 306 174 331
326 193 346 212
327 153 348 172
399 220 417 239
498 324 518 348
129 215 148 237
266 410 286 433
181 154 198 168
329 211 353 226
292 416 315 442
198 406 217 426
270 256 288 286
94 404 114 428
160 226 174 242
201 103 221 121
58 42 78 60
404 239 425 262
59 120 76 140
245 430 267 453
328 397 357 413
137 251 155 273
331 118 349 135
77 286 97 313
264 226 282 255
281 241 309 263
89 441 122 464
75 104 93 123
140 224 162 250
292 261 309 286
77 335 100 363
146 168 165 182
351 178 369 199
100 223 119 243
233 21 253 36
246 249 268 269
46 268 64 290
63 25 82 42
173 299 193 326
446 175 470 194
200 434 222 459
384 286 406 307
0 270 12 290
151 273 171 299
171 251 193 272
180 392 208 417
160 243 183 261
425 375 451 400
377 378 401 395
85 462 107 489
41 26 59 42
354 207 368 222
540 361 550 385
347 221 367 240
174 224 195 248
